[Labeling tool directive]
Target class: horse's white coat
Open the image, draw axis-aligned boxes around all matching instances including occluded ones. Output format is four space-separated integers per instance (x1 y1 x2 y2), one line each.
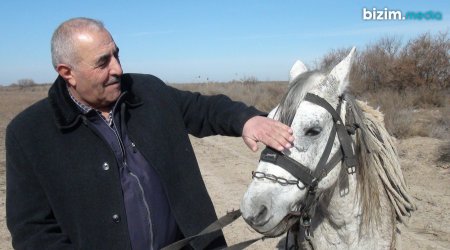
241 48 404 249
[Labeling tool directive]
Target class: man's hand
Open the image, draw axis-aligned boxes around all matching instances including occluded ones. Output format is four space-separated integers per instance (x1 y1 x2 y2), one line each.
242 116 294 152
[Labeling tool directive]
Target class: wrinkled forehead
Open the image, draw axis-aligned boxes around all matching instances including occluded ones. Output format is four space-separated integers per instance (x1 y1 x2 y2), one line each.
72 30 117 61
75 29 115 46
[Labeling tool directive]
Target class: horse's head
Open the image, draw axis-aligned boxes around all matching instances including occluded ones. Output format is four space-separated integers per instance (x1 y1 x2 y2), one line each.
241 48 356 236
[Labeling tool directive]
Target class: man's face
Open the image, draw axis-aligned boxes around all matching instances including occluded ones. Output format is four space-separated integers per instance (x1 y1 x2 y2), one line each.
68 29 123 110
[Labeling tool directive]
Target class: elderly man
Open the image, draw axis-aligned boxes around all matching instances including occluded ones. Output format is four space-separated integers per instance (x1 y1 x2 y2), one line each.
6 17 293 250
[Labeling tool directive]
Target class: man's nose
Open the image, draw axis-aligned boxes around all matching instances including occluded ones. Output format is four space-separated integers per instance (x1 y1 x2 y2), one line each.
109 56 123 76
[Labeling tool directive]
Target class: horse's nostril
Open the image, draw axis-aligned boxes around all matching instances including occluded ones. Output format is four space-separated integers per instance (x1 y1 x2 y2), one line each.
249 205 268 226
256 205 268 220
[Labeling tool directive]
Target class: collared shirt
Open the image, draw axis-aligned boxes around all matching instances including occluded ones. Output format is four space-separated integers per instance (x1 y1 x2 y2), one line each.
67 86 179 250
67 87 113 126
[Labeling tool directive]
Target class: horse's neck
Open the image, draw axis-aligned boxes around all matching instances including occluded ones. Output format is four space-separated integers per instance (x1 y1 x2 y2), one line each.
304 171 396 250
313 172 362 245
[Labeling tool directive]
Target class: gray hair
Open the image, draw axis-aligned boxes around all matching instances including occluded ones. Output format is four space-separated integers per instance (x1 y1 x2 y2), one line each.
51 17 106 69
276 71 319 126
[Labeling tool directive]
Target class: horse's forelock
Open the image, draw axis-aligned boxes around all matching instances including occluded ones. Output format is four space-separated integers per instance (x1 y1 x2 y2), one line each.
276 71 322 126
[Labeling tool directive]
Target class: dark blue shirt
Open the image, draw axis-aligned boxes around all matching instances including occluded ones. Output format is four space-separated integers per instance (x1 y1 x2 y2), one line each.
69 90 179 250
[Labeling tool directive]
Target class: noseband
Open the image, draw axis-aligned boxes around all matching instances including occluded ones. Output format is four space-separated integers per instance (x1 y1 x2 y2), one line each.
257 93 359 245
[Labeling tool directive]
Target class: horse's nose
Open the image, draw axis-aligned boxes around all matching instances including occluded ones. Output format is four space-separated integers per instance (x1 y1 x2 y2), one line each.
245 205 269 227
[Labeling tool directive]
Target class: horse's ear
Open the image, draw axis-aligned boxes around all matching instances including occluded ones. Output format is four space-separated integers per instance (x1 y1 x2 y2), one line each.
289 60 308 84
328 47 356 94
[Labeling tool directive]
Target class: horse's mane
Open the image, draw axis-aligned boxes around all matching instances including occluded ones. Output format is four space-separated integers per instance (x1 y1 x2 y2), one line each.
346 96 416 228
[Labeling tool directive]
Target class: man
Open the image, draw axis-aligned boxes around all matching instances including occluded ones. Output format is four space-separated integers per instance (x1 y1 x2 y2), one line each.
6 17 293 250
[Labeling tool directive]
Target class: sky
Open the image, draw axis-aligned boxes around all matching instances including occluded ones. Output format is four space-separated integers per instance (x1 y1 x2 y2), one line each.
0 0 448 85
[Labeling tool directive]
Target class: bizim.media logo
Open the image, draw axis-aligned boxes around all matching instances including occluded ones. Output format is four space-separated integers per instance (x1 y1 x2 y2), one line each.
363 8 443 21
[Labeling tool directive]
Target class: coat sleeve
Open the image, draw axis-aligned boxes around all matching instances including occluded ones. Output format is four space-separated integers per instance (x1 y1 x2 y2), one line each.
166 85 266 138
5 128 74 250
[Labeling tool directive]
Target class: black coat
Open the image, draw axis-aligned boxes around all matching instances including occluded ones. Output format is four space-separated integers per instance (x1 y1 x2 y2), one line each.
6 74 263 249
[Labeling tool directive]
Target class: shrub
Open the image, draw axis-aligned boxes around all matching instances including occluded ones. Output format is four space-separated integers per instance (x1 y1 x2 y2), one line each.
315 32 449 139
17 78 36 89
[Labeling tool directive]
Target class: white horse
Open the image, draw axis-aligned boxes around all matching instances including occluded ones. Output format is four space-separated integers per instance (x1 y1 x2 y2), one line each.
240 48 415 249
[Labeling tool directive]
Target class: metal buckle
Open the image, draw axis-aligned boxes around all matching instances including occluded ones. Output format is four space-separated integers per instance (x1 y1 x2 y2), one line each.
261 152 278 163
300 216 312 240
347 166 356 174
346 159 357 174
344 156 357 174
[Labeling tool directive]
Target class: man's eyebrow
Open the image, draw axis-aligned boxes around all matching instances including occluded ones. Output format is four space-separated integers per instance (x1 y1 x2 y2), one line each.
96 54 110 64
95 47 119 65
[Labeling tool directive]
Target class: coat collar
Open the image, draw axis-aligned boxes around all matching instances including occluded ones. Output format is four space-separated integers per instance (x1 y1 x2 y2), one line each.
48 74 143 130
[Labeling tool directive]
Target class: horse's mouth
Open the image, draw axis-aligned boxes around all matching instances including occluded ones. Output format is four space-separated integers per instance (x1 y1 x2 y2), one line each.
255 213 300 237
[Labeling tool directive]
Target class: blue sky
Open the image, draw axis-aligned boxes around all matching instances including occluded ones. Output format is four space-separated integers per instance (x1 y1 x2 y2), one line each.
0 1 448 85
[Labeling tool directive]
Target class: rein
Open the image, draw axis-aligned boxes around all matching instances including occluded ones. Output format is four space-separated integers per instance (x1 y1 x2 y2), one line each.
163 93 359 250
161 209 266 250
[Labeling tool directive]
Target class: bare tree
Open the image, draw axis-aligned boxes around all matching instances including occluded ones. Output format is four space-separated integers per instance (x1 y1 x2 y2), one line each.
17 78 36 89
402 31 450 89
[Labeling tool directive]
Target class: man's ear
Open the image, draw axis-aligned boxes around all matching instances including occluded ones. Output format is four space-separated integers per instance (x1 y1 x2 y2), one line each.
56 64 76 87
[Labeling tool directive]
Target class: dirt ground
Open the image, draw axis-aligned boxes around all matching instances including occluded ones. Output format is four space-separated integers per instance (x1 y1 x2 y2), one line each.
0 87 449 249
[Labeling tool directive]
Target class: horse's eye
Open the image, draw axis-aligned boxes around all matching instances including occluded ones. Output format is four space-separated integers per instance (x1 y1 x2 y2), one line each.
305 127 322 136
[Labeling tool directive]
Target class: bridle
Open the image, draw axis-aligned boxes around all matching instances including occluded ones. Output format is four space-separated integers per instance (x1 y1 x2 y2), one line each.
257 92 359 248
162 93 360 250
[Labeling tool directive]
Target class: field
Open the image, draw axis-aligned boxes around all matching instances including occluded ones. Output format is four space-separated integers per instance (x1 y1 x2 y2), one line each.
0 83 449 249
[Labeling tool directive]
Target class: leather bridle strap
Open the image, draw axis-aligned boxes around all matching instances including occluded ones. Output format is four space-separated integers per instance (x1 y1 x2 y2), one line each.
313 122 337 179
304 93 357 169
303 94 343 123
259 93 357 189
260 147 316 187
162 209 264 250
161 210 244 250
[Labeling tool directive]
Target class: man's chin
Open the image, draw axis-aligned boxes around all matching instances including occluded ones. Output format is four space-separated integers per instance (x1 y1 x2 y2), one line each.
102 88 121 106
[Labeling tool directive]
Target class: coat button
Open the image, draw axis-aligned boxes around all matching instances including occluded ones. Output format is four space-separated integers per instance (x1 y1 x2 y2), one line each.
102 162 110 171
112 214 120 223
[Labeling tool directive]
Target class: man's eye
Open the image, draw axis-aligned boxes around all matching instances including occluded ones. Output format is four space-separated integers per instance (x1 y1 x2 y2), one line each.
97 61 108 68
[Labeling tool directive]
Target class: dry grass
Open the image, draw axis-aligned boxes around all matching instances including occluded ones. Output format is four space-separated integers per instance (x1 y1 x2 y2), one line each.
2 78 447 142
173 81 288 112
174 81 450 140
0 85 49 143
358 88 450 139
